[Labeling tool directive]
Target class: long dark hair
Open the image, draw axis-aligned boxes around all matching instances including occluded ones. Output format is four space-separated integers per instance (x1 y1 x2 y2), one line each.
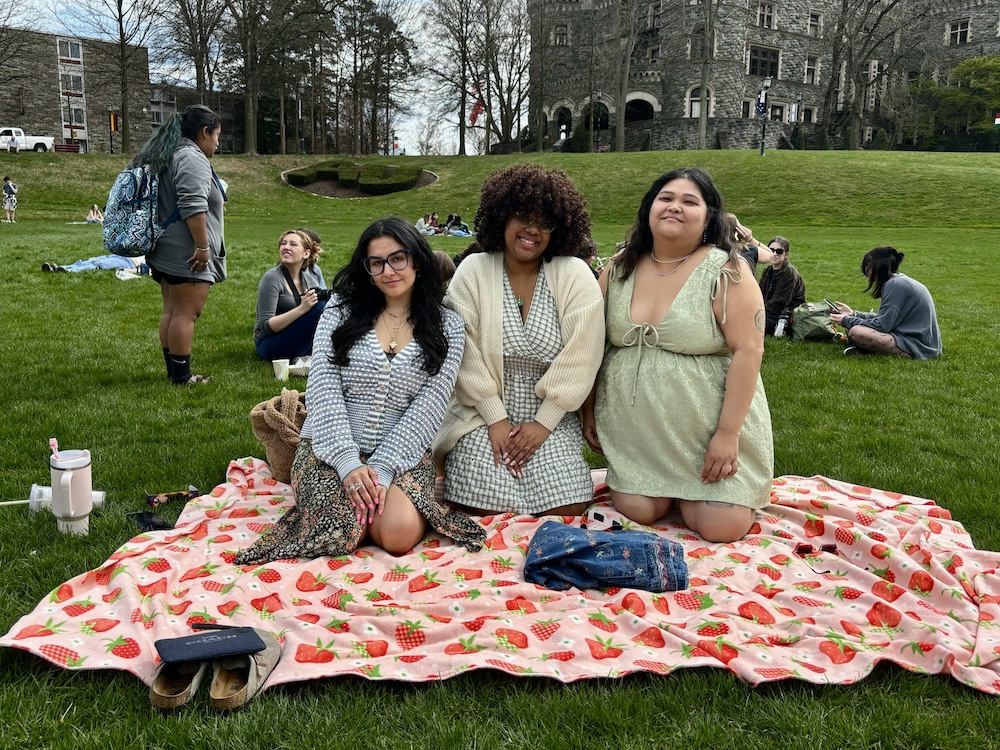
862 245 904 299
613 167 738 280
130 105 220 174
329 216 448 375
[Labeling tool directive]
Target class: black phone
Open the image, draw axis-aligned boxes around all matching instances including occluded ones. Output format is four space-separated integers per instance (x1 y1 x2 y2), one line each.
824 299 839 313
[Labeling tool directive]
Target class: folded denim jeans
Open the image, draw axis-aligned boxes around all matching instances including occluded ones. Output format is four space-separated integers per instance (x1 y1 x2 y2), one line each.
523 520 688 593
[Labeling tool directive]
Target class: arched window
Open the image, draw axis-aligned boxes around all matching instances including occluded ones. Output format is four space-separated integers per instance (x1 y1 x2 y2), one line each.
687 87 712 118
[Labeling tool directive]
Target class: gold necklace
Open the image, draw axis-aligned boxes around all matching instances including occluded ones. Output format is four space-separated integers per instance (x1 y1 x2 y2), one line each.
380 311 410 351
650 250 694 265
649 250 694 277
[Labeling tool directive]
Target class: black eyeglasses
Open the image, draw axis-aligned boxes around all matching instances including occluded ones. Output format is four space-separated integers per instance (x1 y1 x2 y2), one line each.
513 212 555 233
364 249 411 276
770 247 786 255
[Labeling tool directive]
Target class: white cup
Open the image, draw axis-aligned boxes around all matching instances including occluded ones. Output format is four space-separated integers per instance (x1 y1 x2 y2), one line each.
50 449 94 535
29 484 106 514
272 359 290 381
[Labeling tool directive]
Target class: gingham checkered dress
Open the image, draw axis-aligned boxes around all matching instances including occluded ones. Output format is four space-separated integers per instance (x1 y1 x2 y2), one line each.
444 268 593 514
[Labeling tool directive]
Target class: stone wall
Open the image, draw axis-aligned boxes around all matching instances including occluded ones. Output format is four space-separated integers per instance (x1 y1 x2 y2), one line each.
0 28 149 154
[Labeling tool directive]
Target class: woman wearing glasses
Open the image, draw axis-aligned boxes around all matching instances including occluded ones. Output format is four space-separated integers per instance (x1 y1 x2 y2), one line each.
236 217 485 563
433 163 604 516
758 236 805 336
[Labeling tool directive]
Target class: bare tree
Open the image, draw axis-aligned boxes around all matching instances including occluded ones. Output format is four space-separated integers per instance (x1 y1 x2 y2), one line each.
610 0 642 152
0 1 31 87
481 0 530 150
162 0 227 96
52 0 164 152
422 0 479 155
822 0 932 149
414 114 443 154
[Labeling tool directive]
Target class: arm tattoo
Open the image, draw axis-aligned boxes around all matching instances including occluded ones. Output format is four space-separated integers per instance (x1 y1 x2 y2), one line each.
754 307 765 333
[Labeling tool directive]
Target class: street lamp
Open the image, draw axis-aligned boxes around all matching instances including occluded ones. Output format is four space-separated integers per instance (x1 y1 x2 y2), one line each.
758 75 772 157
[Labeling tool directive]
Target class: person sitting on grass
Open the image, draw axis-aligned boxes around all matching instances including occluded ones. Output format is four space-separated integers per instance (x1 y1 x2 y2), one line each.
254 229 327 362
234 216 485 564
829 245 941 359
758 236 805 335
86 204 104 224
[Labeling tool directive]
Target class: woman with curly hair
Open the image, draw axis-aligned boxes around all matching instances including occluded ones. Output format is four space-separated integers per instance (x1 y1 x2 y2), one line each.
433 163 604 516
582 167 773 543
236 216 485 564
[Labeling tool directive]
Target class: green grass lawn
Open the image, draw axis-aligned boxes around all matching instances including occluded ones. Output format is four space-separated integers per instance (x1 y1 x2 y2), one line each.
0 149 997 749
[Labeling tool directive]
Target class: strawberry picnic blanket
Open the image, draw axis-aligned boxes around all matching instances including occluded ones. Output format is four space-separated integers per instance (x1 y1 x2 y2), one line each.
3 457 1000 695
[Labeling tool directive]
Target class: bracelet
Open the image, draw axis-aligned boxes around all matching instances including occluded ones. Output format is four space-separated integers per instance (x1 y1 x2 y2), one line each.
718 427 742 437
194 246 209 253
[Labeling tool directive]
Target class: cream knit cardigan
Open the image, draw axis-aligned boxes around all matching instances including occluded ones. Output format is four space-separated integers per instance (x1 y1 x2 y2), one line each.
432 250 605 457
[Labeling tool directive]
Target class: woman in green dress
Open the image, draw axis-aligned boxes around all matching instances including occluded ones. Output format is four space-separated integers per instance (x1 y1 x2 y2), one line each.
582 168 773 543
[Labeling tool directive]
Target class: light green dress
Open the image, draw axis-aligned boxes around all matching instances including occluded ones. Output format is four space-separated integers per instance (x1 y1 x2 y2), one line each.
595 249 773 509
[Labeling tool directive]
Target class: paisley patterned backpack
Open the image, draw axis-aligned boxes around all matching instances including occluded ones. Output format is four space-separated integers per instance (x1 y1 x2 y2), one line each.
102 165 179 257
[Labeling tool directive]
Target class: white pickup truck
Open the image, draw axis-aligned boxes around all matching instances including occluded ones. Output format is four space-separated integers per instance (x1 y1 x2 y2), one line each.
0 127 56 152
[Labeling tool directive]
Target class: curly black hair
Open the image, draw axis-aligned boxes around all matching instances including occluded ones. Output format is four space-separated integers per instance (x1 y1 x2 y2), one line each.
473 163 591 261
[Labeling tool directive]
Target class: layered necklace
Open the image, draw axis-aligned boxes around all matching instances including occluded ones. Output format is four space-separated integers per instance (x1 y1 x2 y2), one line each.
650 249 695 277
380 309 410 351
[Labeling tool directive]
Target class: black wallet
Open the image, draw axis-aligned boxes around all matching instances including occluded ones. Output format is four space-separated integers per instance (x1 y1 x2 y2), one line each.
154 626 266 664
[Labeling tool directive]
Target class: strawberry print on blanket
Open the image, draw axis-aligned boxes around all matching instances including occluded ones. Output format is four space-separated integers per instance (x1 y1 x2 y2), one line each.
2 458 1000 694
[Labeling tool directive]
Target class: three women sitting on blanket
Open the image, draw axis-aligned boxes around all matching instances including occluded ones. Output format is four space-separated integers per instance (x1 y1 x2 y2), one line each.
582 167 774 543
254 229 327 362
828 245 941 359
235 217 485 565
433 163 605 517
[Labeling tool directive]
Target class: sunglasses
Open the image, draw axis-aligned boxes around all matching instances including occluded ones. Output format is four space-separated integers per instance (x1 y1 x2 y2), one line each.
770 247 786 255
364 249 411 276
513 212 554 233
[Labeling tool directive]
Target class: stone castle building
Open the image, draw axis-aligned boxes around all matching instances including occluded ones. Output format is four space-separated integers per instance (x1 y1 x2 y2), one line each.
530 0 1000 150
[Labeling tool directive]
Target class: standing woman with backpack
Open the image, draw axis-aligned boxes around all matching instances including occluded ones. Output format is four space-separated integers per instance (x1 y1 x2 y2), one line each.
134 105 226 385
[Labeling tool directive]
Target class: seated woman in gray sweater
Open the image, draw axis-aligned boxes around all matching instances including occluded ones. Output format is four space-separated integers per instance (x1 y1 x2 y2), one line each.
829 245 941 359
254 229 327 361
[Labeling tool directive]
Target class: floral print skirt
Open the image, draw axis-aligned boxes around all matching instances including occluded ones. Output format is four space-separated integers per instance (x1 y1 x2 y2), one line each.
235 440 485 565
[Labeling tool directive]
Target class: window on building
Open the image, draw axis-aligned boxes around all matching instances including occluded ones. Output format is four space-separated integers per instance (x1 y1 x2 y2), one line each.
554 25 568 46
58 39 82 61
62 105 86 126
151 110 163 125
60 74 83 93
867 60 886 110
749 46 779 78
691 25 706 60
769 104 784 122
650 46 660 63
742 100 752 118
650 3 661 29
948 19 969 46
688 87 712 118
805 56 818 85
758 2 774 29
802 107 815 124
808 12 822 37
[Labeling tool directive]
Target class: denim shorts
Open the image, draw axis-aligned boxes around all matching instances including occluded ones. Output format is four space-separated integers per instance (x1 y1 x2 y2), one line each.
523 521 688 593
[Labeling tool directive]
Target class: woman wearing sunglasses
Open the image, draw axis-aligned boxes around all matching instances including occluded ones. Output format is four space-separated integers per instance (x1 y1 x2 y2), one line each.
236 217 485 564
758 236 806 336
433 163 604 517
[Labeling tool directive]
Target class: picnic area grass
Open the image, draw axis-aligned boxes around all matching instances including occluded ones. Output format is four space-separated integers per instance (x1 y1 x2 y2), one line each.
0 148 997 749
